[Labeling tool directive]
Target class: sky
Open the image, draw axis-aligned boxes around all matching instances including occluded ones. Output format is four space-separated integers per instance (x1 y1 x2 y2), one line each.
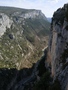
0 0 68 17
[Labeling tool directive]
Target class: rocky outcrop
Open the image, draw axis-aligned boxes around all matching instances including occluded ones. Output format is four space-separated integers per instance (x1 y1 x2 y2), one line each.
0 13 13 37
12 10 46 20
46 3 68 90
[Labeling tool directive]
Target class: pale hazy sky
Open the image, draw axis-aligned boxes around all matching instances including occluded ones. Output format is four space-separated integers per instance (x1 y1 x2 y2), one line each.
0 0 68 17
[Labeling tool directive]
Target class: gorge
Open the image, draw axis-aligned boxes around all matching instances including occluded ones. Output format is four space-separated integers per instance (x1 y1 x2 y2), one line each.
0 3 68 90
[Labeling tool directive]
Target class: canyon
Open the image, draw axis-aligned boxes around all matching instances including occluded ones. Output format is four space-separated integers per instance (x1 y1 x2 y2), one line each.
0 3 68 90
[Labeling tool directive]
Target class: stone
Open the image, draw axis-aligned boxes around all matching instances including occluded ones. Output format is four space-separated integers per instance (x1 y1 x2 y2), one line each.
46 3 68 90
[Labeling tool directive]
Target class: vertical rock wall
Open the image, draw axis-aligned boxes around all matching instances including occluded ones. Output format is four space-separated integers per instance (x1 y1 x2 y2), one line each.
46 4 68 90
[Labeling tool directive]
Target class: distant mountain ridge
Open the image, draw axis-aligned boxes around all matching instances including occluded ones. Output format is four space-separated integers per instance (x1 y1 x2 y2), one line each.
0 6 50 69
47 17 51 23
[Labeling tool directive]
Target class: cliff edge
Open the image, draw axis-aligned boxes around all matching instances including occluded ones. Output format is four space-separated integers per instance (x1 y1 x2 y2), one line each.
46 3 68 90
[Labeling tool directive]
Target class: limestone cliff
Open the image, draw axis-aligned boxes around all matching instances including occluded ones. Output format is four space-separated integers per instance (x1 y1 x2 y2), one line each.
0 13 13 37
46 3 68 90
12 10 46 19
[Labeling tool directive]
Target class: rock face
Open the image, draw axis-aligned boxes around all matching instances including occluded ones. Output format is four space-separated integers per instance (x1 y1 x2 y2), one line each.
0 13 13 37
13 10 46 19
46 4 68 90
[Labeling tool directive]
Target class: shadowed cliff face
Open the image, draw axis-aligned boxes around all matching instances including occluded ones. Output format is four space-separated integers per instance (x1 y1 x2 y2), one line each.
46 3 68 90
0 66 34 90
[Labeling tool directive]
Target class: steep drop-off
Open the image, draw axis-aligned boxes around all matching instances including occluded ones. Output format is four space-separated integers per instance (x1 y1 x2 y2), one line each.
33 3 68 90
46 3 68 90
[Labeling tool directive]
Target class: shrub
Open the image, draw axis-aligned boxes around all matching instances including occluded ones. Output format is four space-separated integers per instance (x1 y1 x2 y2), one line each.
65 25 68 31
62 62 68 70
58 33 62 37
33 71 51 90
48 79 61 90
61 48 68 63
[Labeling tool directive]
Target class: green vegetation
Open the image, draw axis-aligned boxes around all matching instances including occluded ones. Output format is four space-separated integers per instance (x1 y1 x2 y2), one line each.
48 79 61 90
58 33 62 37
33 71 51 90
62 62 68 70
65 4 68 21
33 71 61 90
60 45 68 70
52 4 68 25
52 4 68 26
65 25 68 30
53 9 65 25
0 6 36 17
0 6 50 69
0 68 17 90
37 55 47 76
61 48 68 63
